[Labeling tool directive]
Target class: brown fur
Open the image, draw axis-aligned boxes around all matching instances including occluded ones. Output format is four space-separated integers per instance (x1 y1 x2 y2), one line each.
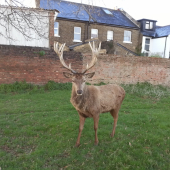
64 73 125 147
55 41 125 146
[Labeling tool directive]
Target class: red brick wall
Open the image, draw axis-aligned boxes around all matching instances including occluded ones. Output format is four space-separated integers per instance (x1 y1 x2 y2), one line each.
0 45 82 84
1 45 170 86
83 53 170 86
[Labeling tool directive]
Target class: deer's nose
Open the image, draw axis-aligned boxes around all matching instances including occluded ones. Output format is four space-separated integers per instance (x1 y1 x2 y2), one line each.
77 90 83 95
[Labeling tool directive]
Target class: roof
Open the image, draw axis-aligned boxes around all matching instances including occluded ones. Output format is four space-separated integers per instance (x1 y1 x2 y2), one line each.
137 19 157 22
155 25 170 37
141 25 170 38
40 0 139 29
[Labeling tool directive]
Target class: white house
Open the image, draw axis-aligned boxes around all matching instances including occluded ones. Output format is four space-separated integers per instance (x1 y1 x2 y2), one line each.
0 0 58 48
138 19 170 58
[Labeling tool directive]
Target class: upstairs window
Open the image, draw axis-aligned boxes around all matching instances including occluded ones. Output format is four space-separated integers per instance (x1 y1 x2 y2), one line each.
145 21 153 29
123 30 131 43
91 29 98 39
107 31 113 41
54 22 59 36
74 27 81 42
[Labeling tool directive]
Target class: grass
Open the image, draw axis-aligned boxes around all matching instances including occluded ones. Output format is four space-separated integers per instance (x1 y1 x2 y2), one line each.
0 82 170 170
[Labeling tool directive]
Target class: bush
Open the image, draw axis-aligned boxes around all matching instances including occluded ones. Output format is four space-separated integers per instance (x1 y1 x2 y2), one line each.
121 82 170 99
0 80 34 93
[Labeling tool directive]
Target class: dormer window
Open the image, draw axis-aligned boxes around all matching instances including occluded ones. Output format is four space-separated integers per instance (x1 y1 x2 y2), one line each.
145 21 153 29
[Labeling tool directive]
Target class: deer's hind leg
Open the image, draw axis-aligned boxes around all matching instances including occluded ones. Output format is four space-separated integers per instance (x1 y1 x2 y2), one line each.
93 114 99 145
110 109 119 137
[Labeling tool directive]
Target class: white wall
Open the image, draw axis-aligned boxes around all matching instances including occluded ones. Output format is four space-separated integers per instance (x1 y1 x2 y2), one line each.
142 36 170 58
0 0 36 8
0 6 50 48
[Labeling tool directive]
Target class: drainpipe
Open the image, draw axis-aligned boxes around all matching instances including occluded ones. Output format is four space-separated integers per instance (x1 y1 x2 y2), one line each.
163 36 168 58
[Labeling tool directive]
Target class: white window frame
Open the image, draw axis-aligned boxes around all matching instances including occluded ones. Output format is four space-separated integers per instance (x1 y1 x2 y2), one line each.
107 31 113 41
144 38 151 51
54 22 60 37
123 30 132 43
145 21 153 30
73 27 82 42
91 29 98 39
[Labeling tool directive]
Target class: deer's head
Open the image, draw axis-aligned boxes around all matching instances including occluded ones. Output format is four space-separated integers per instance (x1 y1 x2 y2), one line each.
54 41 101 95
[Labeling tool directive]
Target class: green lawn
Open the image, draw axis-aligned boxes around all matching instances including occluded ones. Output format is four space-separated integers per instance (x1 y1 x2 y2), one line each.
0 83 170 170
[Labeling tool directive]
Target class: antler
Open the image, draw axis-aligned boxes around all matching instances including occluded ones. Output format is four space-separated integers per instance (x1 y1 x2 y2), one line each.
83 41 101 74
54 42 76 73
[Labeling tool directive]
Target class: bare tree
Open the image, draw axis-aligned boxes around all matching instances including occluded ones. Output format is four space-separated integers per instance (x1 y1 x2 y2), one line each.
0 0 52 43
0 0 107 43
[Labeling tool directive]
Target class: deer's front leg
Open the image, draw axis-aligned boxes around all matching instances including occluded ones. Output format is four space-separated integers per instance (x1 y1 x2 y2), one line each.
93 114 99 145
75 114 85 147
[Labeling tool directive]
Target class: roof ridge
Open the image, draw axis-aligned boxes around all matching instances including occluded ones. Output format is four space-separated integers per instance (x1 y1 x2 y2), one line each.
119 8 140 28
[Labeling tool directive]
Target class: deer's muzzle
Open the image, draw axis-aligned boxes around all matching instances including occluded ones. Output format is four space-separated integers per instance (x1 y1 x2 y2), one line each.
77 90 83 95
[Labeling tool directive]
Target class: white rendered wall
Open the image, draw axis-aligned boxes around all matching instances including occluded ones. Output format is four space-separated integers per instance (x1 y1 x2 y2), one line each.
0 0 36 8
142 36 170 58
0 7 50 48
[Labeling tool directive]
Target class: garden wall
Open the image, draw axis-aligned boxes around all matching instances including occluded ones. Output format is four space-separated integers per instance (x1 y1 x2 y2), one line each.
0 45 170 86
83 53 170 86
0 45 82 84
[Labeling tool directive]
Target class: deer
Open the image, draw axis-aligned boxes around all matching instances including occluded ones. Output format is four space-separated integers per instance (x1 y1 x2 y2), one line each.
54 41 125 147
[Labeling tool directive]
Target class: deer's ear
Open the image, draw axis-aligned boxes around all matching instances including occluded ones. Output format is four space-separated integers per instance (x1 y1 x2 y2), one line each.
63 72 73 78
85 72 95 78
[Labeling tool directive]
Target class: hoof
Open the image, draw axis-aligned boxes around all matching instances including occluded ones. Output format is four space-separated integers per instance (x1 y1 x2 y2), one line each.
75 143 80 147
110 133 114 137
94 142 98 146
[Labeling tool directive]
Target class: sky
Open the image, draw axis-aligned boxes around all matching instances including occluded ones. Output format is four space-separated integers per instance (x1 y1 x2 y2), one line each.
66 0 170 26
1 0 169 26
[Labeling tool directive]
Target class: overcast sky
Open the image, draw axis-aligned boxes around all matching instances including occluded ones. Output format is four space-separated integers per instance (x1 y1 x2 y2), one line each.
66 0 170 26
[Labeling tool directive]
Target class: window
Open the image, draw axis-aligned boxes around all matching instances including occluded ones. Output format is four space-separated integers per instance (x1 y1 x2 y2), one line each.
103 8 113 15
74 27 81 42
91 29 98 39
145 38 150 51
145 21 153 29
107 31 113 41
123 30 131 43
54 22 59 36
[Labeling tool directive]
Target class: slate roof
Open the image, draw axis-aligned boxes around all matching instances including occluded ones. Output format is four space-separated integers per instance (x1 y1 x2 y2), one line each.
40 0 138 29
155 25 170 37
140 31 157 37
141 25 170 38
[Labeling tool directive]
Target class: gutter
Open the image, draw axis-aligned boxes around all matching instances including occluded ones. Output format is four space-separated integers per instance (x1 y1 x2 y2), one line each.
163 36 168 58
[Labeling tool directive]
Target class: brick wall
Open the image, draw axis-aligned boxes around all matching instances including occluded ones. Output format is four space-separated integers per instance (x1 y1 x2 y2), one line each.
54 20 87 46
83 53 170 86
88 24 140 53
0 45 82 84
1 45 170 86
55 19 140 53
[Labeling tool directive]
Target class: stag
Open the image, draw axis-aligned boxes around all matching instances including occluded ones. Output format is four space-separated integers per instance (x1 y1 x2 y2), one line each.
54 41 125 147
